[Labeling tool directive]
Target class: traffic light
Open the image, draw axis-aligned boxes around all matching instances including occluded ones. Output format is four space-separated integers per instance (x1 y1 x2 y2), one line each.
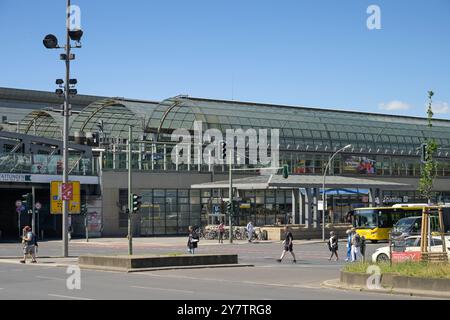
226 201 231 214
131 194 142 214
421 143 428 164
222 142 227 161
282 165 289 179
22 193 32 211
81 203 88 215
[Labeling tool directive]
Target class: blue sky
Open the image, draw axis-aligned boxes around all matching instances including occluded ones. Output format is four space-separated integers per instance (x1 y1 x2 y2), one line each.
1 0 449 118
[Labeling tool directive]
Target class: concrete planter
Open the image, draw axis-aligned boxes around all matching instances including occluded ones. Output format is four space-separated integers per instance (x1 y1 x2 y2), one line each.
341 271 450 292
79 254 239 272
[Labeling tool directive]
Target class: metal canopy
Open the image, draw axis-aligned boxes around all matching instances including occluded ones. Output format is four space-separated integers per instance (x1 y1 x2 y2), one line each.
191 175 410 190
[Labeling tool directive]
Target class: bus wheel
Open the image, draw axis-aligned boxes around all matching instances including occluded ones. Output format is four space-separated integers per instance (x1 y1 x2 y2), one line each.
371 240 378 244
376 253 389 263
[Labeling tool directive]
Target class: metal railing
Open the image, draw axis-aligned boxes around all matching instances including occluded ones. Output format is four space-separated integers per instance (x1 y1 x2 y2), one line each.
0 153 98 176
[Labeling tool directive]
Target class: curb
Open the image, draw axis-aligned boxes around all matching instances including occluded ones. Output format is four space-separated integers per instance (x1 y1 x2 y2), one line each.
322 279 450 300
79 263 255 273
0 259 77 268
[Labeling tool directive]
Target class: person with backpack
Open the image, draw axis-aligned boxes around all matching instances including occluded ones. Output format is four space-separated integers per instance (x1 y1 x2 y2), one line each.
20 226 38 264
328 231 339 262
218 222 225 244
351 230 362 262
187 226 199 254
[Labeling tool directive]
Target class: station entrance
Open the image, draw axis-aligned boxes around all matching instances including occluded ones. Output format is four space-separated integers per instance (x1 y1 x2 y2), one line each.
0 186 62 240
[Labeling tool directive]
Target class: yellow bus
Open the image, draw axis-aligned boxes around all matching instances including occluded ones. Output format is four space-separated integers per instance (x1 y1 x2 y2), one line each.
353 205 431 243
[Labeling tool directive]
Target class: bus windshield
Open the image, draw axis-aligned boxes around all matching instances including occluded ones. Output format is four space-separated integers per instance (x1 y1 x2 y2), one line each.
354 209 378 229
394 217 419 232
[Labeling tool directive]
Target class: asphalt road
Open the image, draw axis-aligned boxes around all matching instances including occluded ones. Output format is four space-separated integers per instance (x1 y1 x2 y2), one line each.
0 239 428 300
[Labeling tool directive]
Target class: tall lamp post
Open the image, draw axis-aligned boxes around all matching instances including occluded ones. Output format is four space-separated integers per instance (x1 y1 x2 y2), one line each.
322 144 352 241
43 0 83 257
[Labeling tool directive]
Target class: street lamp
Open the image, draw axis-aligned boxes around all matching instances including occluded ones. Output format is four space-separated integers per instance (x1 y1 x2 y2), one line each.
322 144 352 241
43 0 83 258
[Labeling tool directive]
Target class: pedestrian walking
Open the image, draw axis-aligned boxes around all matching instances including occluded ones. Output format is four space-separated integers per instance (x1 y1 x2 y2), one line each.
218 222 225 244
277 226 297 263
328 231 339 261
246 221 254 243
361 236 367 262
351 230 362 262
20 226 38 264
68 225 73 242
345 229 353 262
187 226 199 254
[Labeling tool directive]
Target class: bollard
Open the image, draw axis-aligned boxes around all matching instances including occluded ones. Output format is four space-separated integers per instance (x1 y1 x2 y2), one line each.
40 229 44 241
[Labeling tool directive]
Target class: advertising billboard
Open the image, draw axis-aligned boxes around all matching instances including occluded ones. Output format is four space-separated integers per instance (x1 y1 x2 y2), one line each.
343 156 376 175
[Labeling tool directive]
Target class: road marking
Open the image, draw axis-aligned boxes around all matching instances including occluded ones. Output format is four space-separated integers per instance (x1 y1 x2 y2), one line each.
131 286 194 294
37 276 65 281
243 281 323 290
259 264 341 269
138 273 324 290
48 294 93 300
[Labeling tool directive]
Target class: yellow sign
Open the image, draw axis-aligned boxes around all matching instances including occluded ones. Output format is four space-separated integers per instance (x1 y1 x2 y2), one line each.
51 181 81 214
240 203 251 209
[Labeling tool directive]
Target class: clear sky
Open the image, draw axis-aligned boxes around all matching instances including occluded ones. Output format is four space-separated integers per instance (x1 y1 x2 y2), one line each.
1 0 449 118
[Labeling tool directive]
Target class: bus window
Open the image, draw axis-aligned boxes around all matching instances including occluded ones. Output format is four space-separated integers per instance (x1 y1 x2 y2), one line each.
355 209 378 229
378 211 391 228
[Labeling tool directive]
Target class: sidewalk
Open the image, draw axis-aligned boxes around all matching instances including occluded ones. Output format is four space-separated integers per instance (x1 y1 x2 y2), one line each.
68 237 326 246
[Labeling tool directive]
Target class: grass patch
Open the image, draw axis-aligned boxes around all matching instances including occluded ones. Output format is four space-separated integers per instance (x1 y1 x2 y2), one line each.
343 262 450 279
165 253 185 257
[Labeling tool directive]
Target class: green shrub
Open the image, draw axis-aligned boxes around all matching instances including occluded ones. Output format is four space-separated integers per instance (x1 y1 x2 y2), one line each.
343 262 450 279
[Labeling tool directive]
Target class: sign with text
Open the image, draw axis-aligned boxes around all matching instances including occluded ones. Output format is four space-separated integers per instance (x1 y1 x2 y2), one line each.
51 181 81 214
0 174 32 183
62 183 74 201
392 251 421 263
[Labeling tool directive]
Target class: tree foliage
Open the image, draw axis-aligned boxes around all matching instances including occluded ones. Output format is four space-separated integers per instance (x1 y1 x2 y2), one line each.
418 91 438 203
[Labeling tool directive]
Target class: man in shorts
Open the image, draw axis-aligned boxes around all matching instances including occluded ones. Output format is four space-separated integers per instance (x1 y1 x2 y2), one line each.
21 226 37 264
277 226 297 264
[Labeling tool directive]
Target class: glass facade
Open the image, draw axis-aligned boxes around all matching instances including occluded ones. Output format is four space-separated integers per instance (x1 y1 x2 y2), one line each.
119 188 203 236
100 145 450 178
0 153 97 176
118 188 450 232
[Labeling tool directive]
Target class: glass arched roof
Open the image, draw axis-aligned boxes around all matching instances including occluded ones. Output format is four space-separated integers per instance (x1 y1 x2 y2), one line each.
20 96 450 155
153 97 450 153
19 110 65 139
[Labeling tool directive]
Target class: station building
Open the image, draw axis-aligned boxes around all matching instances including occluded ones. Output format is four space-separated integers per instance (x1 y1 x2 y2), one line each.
1 87 450 238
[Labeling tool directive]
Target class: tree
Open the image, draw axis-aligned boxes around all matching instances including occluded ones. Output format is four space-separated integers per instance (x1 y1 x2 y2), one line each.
418 91 438 204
